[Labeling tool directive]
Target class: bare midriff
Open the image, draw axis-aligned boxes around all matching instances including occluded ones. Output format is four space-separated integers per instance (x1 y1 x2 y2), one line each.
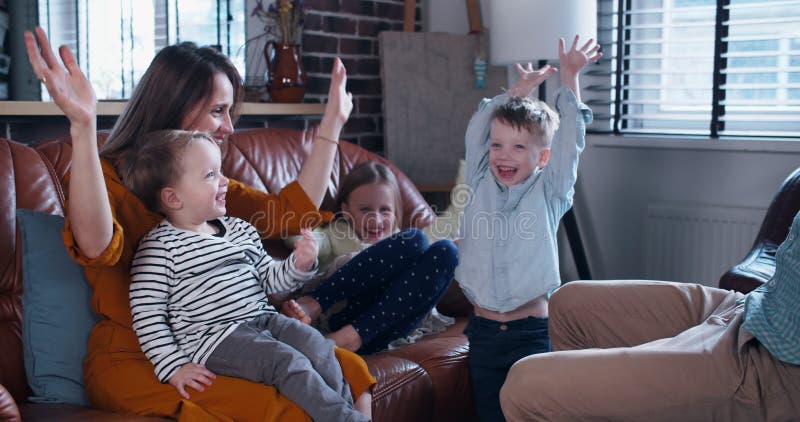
473 294 549 322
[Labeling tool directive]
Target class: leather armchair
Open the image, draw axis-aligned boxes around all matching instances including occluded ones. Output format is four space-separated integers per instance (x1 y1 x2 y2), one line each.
719 167 800 293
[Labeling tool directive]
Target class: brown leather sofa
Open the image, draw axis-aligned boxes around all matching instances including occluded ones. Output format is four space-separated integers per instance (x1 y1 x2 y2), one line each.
0 128 477 421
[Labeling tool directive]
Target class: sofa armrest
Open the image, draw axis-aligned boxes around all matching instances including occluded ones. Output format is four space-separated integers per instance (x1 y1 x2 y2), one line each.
0 383 21 422
719 243 777 294
719 166 800 293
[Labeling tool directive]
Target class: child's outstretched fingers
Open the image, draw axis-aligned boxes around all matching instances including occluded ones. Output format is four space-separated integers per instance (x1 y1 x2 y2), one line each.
508 63 558 97
514 62 534 75
587 44 603 64
559 35 599 77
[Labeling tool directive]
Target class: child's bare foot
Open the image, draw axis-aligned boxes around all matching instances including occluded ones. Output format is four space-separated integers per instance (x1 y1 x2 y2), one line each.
326 324 363 352
280 296 321 325
280 299 311 324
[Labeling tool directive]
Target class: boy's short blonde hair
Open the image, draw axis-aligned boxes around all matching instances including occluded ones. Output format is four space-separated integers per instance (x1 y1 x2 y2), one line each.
120 129 218 213
491 96 560 149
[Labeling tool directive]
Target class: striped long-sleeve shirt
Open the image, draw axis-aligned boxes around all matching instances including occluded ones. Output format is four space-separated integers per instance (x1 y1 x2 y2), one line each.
130 216 316 382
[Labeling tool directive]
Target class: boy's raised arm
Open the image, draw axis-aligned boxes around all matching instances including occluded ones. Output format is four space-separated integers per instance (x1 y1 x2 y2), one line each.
544 36 601 214
558 36 603 102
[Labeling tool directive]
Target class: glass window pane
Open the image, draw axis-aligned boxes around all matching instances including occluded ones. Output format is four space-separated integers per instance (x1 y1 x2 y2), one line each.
38 1 246 100
723 0 800 136
617 0 800 137
621 0 715 135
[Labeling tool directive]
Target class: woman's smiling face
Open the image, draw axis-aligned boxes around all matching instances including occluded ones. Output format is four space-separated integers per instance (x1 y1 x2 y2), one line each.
180 72 235 142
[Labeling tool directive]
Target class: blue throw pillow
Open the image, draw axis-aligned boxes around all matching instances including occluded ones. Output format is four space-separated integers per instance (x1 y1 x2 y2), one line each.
17 209 97 405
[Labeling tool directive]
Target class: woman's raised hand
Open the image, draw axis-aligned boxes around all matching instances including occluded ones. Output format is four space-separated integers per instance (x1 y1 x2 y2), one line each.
24 26 96 128
297 59 350 207
320 57 353 135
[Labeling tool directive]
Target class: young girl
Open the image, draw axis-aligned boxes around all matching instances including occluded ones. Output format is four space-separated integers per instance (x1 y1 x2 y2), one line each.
283 161 459 354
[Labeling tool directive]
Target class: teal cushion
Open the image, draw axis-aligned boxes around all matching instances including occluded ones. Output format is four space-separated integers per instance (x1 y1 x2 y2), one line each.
17 209 97 405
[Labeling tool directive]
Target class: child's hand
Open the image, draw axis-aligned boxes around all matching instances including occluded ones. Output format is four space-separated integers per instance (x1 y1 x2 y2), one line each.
507 63 558 98
293 228 319 272
168 363 216 399
558 35 602 81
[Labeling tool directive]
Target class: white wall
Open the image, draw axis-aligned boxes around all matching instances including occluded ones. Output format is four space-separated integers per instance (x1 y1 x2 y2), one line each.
423 0 490 34
575 137 800 283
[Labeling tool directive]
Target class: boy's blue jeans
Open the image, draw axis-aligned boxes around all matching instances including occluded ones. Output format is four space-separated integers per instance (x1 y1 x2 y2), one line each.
311 228 458 354
464 313 550 422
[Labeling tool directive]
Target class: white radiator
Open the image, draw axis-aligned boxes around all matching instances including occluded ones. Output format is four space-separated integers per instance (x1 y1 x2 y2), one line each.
644 203 765 287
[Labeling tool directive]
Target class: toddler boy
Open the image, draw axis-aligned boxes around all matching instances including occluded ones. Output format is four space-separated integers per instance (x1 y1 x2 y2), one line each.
125 129 369 422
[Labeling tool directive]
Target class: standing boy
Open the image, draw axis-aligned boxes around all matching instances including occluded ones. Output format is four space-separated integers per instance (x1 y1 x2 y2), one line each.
456 36 601 421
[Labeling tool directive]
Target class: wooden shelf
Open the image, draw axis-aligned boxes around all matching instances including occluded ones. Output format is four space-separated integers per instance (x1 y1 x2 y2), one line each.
416 183 455 193
0 101 325 117
241 102 325 116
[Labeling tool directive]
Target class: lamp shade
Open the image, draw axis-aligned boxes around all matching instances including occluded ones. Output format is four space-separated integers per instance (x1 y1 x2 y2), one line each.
489 0 597 65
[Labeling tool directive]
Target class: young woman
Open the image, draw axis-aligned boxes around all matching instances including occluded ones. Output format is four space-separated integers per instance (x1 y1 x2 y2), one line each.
25 26 374 420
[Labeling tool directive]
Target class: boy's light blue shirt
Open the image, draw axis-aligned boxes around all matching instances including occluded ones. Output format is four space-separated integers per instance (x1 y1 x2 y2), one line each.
455 86 592 313
742 211 800 365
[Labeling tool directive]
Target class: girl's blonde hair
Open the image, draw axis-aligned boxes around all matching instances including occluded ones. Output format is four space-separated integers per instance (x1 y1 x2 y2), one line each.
335 161 403 228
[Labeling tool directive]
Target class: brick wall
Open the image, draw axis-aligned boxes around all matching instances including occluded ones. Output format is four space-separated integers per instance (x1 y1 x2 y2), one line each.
297 0 420 155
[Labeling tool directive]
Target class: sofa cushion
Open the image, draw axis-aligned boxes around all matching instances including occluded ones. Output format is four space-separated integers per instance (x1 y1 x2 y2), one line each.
380 321 475 421
365 354 435 422
17 209 97 405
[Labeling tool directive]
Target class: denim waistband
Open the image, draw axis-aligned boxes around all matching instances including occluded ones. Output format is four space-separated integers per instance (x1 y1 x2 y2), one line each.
467 313 548 331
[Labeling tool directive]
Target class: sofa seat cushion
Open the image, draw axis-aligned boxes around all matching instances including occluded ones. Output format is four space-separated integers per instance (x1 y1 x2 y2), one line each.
365 354 434 422
380 320 476 421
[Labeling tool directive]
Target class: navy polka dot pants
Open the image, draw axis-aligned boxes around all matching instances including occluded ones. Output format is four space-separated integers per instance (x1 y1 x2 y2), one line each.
310 228 458 354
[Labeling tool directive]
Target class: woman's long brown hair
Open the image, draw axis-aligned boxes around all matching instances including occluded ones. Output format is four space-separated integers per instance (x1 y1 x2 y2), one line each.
100 42 243 164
